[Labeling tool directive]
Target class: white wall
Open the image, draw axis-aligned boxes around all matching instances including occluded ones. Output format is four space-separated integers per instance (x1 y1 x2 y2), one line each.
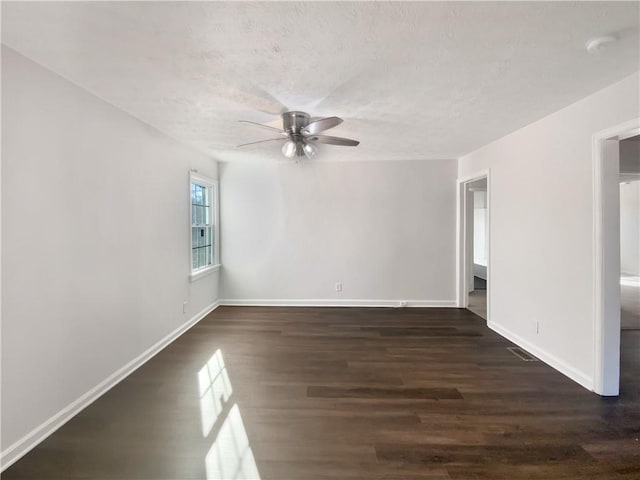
620 181 640 276
1 46 219 463
220 159 457 305
458 72 640 390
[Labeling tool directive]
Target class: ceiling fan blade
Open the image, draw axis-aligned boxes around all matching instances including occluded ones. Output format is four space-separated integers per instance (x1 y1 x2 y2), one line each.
302 116 343 135
239 120 286 135
236 137 288 147
305 134 359 147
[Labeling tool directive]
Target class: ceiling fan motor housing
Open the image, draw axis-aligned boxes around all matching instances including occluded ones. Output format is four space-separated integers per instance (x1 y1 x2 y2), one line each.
282 111 311 157
282 111 310 134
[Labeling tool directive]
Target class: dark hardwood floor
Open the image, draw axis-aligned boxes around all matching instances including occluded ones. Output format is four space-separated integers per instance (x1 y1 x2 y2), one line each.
3 307 639 479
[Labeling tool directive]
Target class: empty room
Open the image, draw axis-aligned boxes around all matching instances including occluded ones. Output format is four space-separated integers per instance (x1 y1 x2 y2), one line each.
2 2 639 479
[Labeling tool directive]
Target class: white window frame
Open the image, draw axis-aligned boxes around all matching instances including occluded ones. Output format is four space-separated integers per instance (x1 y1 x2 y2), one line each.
189 172 220 281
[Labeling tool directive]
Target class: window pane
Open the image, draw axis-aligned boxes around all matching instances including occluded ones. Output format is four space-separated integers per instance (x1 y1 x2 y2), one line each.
206 227 213 265
191 180 215 272
192 227 198 248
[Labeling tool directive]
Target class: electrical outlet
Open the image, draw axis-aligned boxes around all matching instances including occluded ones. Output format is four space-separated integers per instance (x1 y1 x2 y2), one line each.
183 301 188 314
335 282 342 292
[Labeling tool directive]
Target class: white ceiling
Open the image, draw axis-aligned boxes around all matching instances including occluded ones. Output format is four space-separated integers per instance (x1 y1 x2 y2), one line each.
2 1 639 162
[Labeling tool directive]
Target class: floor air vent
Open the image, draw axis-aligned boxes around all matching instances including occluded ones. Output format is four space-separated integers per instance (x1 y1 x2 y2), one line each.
507 347 538 361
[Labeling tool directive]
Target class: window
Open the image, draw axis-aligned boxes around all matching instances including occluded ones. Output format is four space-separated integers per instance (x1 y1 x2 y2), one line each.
190 173 218 276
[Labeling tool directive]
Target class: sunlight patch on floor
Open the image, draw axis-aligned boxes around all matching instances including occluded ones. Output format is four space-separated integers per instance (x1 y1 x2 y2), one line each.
198 349 234 437
620 275 640 287
205 404 261 480
198 350 261 480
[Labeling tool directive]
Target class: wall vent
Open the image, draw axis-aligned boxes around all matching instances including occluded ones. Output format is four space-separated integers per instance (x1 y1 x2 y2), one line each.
507 347 538 362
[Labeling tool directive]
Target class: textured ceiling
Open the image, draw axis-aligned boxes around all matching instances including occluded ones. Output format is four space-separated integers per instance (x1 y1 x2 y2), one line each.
2 1 639 162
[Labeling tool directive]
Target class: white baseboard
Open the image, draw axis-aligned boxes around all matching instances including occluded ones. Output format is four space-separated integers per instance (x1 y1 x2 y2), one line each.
487 320 593 391
620 271 640 278
0 300 220 472
219 299 457 308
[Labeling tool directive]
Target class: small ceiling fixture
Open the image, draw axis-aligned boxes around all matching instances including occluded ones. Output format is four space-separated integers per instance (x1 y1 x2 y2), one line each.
585 35 617 54
237 111 359 161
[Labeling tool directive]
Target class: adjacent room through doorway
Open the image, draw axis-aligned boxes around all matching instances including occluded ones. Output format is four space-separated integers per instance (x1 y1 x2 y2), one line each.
463 177 489 320
619 134 640 330
619 134 640 399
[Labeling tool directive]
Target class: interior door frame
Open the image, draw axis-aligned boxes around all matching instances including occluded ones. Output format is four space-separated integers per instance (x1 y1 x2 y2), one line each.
592 118 639 396
456 169 491 321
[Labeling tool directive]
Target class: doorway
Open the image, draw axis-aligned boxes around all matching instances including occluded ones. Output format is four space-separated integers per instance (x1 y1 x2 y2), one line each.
593 119 639 396
457 172 490 321
619 134 640 400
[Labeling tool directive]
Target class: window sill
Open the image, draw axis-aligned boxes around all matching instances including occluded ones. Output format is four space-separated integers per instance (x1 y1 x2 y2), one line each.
190 264 221 282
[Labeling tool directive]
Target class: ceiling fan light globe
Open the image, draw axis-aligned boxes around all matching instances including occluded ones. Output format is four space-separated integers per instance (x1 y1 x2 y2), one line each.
282 140 297 158
303 142 318 157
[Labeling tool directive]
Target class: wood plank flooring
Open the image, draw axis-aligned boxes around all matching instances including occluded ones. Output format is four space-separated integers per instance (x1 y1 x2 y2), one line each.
467 290 487 320
3 306 639 479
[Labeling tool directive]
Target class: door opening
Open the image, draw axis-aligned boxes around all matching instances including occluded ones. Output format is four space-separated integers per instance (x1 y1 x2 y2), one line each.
457 172 490 321
593 119 639 396
619 134 640 399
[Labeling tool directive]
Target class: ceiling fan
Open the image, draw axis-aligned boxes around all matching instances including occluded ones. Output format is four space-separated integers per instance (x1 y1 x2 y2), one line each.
237 111 359 160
